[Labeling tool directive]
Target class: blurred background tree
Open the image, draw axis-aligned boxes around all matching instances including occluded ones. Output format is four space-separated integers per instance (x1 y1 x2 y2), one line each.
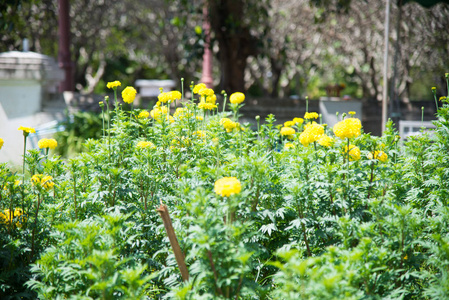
1 0 448 100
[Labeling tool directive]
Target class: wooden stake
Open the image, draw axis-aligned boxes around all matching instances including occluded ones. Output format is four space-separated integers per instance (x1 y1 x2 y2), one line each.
157 203 189 281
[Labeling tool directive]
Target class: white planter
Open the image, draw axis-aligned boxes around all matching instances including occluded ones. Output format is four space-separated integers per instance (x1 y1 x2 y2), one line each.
0 51 64 166
319 97 362 127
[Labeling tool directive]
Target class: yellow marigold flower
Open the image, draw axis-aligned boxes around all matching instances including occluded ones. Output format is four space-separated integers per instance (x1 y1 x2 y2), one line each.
196 116 204 121
41 175 54 190
31 174 53 190
220 118 232 126
370 150 388 162
348 111 356 116
431 87 436 91
0 211 9 224
169 90 182 101
158 92 170 103
47 138 57 149
299 122 325 146
193 83 207 94
206 94 217 104
138 110 150 119
122 86 137 104
284 143 295 149
344 145 361 161
150 106 169 120
171 137 190 148
293 117 304 125
136 141 155 149
214 177 241 197
440 96 447 102
4 180 21 190
198 88 214 97
0 208 26 226
106 80 121 89
318 135 333 147
299 131 311 146
304 112 319 120
284 121 295 127
174 107 186 117
14 208 26 228
0 138 3 150
280 126 295 137
18 126 36 134
194 130 207 138
308 122 323 133
220 118 238 132
31 174 41 186
38 139 46 149
198 102 217 110
14 208 23 217
229 92 245 104
333 118 362 140
174 107 192 119
38 138 57 149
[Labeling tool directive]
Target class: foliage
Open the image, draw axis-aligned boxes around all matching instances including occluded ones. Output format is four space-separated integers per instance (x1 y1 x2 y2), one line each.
54 111 105 157
0 79 448 298
26 213 155 299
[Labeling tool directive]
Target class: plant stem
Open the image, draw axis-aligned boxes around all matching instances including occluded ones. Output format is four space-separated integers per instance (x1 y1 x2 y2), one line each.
181 78 184 106
421 106 424 128
327 165 336 216
222 93 227 113
207 250 224 296
433 93 438 113
72 166 77 220
22 135 27 179
145 154 150 210
446 76 449 97
106 97 111 164
235 274 244 300
367 162 375 200
347 138 350 197
30 193 41 261
101 105 105 140
300 207 311 256
251 184 260 212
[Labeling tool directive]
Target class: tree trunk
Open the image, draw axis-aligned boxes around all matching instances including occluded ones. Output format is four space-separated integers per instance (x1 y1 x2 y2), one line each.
208 0 259 94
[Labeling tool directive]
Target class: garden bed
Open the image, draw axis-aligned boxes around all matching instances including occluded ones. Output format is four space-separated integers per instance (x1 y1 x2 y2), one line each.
1 78 449 299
